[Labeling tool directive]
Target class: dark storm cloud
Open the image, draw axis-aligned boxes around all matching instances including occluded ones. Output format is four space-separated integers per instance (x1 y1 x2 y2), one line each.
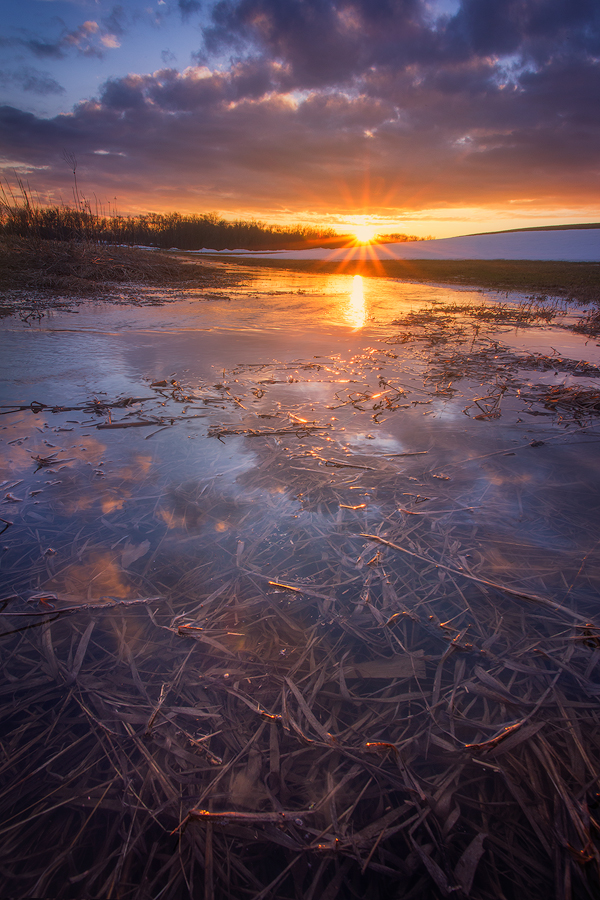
1 0 598 215
203 0 369 86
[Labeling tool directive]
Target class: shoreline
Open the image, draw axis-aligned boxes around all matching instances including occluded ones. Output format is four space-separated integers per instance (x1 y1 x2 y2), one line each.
197 254 600 306
0 237 240 299
1 239 599 335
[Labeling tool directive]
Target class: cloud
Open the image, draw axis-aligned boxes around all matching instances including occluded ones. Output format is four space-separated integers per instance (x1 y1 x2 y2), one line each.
102 5 127 37
10 15 125 60
201 0 600 88
100 34 122 49
62 21 105 58
19 38 67 60
178 0 203 20
0 67 65 95
0 0 598 220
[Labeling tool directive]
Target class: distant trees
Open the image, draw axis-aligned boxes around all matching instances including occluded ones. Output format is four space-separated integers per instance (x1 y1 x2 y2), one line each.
100 211 346 250
0 179 429 250
377 232 433 243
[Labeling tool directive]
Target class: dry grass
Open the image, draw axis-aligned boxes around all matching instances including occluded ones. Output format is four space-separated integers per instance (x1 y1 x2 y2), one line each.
572 308 600 337
0 237 239 299
435 298 563 325
521 384 600 420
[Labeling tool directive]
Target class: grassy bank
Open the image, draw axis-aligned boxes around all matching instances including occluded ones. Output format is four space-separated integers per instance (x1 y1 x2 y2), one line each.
0 237 238 297
218 256 600 305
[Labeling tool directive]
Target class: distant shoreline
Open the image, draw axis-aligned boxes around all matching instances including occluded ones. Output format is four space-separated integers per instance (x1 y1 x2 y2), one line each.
207 255 600 305
1 236 598 311
189 227 600 263
462 222 600 236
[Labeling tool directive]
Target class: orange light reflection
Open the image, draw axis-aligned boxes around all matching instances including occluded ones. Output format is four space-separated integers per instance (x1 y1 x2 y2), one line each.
345 275 367 329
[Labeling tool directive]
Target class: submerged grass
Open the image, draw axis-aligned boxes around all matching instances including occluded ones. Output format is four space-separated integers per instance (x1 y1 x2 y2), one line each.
1 437 600 900
2 261 600 898
2 331 600 899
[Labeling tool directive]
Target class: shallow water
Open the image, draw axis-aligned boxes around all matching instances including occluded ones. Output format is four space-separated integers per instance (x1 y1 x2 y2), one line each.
1 269 600 899
2 270 599 590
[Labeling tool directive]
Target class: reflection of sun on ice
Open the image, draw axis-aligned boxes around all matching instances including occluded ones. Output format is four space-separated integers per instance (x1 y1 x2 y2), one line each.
346 274 366 329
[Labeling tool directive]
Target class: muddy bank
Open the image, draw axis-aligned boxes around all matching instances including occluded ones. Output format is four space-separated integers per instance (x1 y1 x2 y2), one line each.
0 238 244 315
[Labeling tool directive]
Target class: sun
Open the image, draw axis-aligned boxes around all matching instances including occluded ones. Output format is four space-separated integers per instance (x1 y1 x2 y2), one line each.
352 224 379 243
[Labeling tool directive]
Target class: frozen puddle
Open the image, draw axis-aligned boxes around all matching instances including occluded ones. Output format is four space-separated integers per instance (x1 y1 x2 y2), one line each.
1 272 600 899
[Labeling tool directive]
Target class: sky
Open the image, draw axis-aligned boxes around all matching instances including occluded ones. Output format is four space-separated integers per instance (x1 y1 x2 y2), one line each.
0 0 599 238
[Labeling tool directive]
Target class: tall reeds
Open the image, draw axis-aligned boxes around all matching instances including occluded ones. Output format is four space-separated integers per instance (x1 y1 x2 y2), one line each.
0 178 344 250
0 178 431 251
0 177 103 243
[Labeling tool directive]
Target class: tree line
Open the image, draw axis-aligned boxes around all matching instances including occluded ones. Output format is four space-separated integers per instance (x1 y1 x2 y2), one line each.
0 179 428 250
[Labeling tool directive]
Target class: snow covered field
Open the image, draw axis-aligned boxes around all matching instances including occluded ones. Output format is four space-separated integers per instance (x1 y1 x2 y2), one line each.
193 227 600 262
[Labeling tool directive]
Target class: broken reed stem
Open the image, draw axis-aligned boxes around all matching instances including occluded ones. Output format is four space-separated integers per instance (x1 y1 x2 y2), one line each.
359 533 593 623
